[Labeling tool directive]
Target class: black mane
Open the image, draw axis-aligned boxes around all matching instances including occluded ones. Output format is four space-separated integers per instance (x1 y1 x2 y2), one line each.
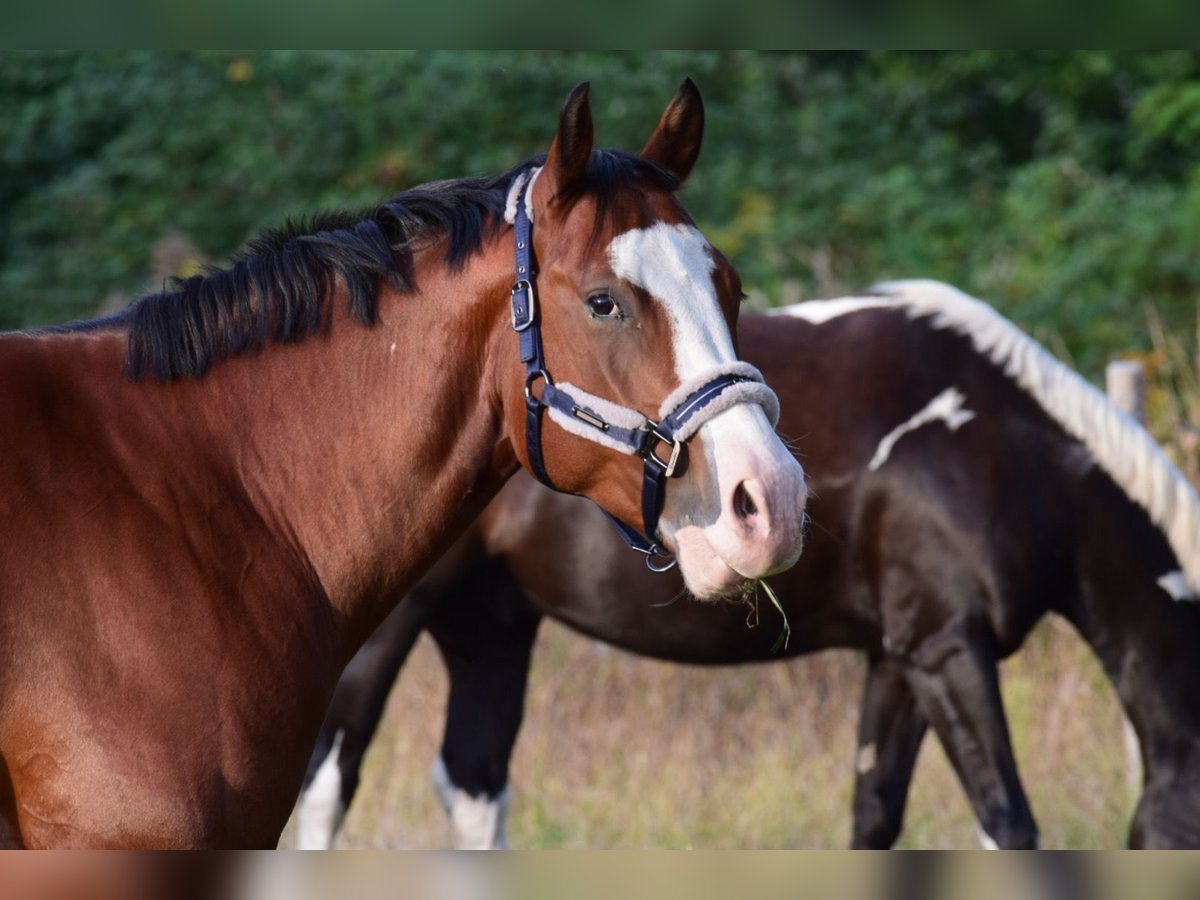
89 150 677 381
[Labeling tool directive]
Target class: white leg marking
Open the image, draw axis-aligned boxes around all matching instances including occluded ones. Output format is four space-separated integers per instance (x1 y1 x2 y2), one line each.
295 729 345 850
431 756 510 850
1123 716 1143 798
978 828 1000 850
1157 570 1197 601
869 387 976 471
855 742 877 776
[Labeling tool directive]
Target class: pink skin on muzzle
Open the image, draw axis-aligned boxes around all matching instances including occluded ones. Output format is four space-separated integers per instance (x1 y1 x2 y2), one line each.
662 403 807 599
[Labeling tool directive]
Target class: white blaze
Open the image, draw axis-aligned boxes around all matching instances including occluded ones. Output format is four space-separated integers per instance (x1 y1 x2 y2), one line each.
608 223 737 379
606 221 805 589
606 221 787 471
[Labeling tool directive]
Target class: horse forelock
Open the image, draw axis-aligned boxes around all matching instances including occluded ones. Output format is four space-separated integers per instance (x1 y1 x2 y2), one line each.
106 150 677 383
780 281 1200 597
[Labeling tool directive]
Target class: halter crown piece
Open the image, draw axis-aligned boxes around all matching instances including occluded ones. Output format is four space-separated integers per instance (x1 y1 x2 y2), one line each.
508 173 781 572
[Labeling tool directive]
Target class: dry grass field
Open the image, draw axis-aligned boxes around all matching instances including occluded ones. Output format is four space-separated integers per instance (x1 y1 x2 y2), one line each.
282 610 1133 850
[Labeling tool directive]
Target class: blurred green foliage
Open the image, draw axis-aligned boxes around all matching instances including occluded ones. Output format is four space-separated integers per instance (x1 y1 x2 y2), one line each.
4 51 1200 373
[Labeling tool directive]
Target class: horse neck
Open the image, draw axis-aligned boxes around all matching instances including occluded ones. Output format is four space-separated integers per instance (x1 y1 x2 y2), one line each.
151 248 518 650
1063 472 1200 755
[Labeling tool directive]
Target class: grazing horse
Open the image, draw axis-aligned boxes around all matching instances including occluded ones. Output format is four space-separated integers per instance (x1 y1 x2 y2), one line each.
0 81 807 848
298 281 1200 849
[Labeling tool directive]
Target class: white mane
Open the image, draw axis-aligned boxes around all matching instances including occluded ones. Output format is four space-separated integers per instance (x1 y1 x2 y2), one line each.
776 279 1200 595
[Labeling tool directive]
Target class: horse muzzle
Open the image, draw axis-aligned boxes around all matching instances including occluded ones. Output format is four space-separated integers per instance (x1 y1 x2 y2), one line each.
664 403 808 599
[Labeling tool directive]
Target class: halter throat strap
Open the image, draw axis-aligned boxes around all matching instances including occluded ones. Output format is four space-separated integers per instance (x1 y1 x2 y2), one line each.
508 186 779 571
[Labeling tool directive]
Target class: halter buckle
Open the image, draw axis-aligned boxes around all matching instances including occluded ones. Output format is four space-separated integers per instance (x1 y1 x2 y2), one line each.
511 280 536 332
644 425 683 478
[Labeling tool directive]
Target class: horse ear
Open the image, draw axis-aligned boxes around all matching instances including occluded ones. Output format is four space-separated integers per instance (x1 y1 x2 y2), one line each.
536 81 594 205
641 78 705 184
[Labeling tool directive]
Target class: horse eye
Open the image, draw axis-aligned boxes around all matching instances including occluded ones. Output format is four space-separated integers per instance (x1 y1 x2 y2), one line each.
587 294 621 318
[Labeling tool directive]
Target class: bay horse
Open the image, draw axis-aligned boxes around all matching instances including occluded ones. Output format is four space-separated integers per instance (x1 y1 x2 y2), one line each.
297 281 1200 849
0 80 807 848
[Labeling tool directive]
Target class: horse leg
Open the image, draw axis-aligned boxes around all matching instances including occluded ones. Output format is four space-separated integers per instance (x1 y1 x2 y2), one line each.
1128 773 1200 848
850 655 928 848
428 584 540 850
891 611 1038 849
294 596 429 849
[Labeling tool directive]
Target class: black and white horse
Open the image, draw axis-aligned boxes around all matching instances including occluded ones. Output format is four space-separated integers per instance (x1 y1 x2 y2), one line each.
296 280 1200 849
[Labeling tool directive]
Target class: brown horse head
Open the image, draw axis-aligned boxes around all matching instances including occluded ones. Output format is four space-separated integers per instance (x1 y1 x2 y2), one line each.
499 81 807 598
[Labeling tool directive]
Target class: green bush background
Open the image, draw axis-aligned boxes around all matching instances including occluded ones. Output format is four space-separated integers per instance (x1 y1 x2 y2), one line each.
5 50 1200 374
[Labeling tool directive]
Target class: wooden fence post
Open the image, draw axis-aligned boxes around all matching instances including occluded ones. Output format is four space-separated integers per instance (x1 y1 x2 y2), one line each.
1106 359 1146 425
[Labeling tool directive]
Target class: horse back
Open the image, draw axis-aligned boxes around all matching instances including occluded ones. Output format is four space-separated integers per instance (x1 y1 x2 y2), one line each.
746 309 1085 653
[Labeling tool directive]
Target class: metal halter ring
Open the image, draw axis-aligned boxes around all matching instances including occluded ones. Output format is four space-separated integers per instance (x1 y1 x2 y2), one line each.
634 542 678 573
524 368 552 404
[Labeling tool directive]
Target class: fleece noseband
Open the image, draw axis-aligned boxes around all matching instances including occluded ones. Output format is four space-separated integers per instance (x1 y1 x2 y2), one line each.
509 185 779 571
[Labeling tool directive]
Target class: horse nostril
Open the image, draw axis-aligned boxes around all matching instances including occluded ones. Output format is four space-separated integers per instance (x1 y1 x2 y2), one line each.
733 481 758 520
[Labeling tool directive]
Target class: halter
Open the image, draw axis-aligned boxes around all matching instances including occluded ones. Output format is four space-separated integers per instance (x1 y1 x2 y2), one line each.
509 177 780 571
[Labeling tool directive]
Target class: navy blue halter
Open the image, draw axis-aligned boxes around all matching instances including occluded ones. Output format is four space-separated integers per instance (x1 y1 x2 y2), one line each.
509 191 767 572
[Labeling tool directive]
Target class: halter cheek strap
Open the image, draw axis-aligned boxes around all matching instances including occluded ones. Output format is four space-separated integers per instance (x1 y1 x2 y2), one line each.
509 185 780 571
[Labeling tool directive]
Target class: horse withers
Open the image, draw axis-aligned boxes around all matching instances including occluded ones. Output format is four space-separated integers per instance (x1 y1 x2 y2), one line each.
300 283 1200 849
0 81 806 848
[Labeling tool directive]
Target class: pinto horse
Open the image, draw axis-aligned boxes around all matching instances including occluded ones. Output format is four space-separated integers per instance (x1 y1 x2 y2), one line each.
297 281 1200 849
0 81 807 848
